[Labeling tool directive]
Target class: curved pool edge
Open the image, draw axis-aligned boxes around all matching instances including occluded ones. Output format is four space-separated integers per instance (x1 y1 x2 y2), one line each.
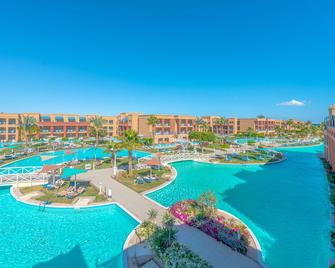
8 184 143 268
143 160 266 267
1 184 141 268
9 186 142 223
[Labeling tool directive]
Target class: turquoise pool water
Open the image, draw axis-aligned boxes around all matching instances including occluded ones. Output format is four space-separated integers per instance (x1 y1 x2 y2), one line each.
1 148 151 170
0 186 138 268
147 145 331 268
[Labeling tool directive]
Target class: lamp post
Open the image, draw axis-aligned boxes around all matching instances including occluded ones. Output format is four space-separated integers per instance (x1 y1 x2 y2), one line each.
112 147 118 177
93 144 97 170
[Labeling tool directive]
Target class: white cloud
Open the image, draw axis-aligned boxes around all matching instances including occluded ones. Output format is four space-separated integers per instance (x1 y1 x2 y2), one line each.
277 99 306 107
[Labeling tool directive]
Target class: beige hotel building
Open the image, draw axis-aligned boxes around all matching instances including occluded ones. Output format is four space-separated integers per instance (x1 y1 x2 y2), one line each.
0 111 300 143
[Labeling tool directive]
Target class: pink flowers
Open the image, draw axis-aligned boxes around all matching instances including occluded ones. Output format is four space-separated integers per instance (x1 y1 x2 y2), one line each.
169 200 249 254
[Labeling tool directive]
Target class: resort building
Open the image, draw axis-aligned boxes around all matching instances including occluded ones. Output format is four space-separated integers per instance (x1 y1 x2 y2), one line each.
325 105 335 171
202 116 238 135
0 111 304 143
238 118 283 134
0 113 20 142
116 112 142 136
138 114 197 143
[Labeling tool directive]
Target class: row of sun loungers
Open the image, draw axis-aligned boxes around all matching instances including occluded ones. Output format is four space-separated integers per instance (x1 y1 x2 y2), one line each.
56 186 86 199
134 176 160 184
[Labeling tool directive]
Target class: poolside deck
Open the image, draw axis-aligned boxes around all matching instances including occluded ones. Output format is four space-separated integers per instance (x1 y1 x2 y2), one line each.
78 168 263 268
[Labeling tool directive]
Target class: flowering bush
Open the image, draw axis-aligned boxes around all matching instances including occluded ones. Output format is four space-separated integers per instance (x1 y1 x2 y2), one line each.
160 242 212 268
170 200 249 254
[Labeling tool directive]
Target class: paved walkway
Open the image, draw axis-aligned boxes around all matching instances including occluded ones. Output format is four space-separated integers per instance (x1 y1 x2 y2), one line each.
78 168 262 268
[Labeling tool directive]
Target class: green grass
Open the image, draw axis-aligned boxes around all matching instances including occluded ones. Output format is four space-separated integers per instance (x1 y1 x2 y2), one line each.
213 150 282 164
73 157 140 171
19 181 107 204
115 167 172 193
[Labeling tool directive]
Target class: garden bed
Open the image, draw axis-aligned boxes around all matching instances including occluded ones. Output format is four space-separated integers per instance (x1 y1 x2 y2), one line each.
115 166 172 193
169 196 250 254
19 181 107 204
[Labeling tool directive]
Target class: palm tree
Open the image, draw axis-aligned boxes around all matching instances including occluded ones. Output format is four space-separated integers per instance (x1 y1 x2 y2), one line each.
147 208 158 223
214 117 228 138
18 116 39 147
106 141 123 177
88 116 107 146
121 129 141 175
162 212 176 247
147 115 160 143
196 117 209 132
274 126 284 137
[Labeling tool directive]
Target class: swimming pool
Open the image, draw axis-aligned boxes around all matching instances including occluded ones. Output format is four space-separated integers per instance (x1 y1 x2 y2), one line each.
1 148 151 170
147 145 331 268
0 186 138 268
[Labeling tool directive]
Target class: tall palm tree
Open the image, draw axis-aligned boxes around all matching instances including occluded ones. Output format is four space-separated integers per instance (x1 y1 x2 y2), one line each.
88 116 107 146
105 141 124 177
147 115 160 143
121 129 141 175
196 117 209 132
147 208 158 223
274 126 284 137
162 212 176 247
18 116 39 147
214 117 228 136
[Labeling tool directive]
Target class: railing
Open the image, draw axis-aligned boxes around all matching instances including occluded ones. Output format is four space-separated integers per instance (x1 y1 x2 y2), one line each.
0 166 46 185
160 152 214 164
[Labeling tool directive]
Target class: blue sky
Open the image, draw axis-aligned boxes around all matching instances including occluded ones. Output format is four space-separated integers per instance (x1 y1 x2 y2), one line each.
0 1 334 122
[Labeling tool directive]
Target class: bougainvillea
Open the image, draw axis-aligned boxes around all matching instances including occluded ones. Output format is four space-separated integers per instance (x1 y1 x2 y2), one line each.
170 200 249 254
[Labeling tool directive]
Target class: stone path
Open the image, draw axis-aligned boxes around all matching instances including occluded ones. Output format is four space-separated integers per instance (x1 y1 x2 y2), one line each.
78 168 262 268
74 196 95 207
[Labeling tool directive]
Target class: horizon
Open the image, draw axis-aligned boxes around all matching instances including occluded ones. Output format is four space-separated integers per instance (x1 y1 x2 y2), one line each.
1 1 334 122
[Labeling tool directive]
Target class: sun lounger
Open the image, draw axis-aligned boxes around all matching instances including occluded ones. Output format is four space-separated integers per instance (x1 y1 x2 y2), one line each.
66 192 79 199
143 177 153 183
56 190 67 197
77 187 85 194
135 178 145 184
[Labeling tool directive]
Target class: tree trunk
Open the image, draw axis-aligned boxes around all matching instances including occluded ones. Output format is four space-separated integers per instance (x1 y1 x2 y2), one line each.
96 132 99 146
111 151 115 167
128 149 133 175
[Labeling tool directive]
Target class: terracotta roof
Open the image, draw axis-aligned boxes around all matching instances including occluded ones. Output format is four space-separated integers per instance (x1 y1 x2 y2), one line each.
39 164 64 173
144 158 162 166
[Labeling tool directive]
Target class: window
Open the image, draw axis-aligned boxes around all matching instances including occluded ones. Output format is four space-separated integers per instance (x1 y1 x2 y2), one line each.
41 116 51 122
0 119 5 125
79 117 86 122
8 127 16 133
55 116 64 122
8 119 16 125
42 127 50 133
68 117 76 122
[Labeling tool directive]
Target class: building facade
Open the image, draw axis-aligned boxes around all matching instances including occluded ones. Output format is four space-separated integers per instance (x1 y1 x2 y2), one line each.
138 114 197 143
0 113 20 142
0 111 302 143
325 105 335 171
202 116 238 135
238 118 284 134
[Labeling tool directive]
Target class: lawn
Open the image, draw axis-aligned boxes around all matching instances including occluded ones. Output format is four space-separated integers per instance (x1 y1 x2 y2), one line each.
19 181 107 204
213 150 283 164
73 157 138 170
115 166 172 193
